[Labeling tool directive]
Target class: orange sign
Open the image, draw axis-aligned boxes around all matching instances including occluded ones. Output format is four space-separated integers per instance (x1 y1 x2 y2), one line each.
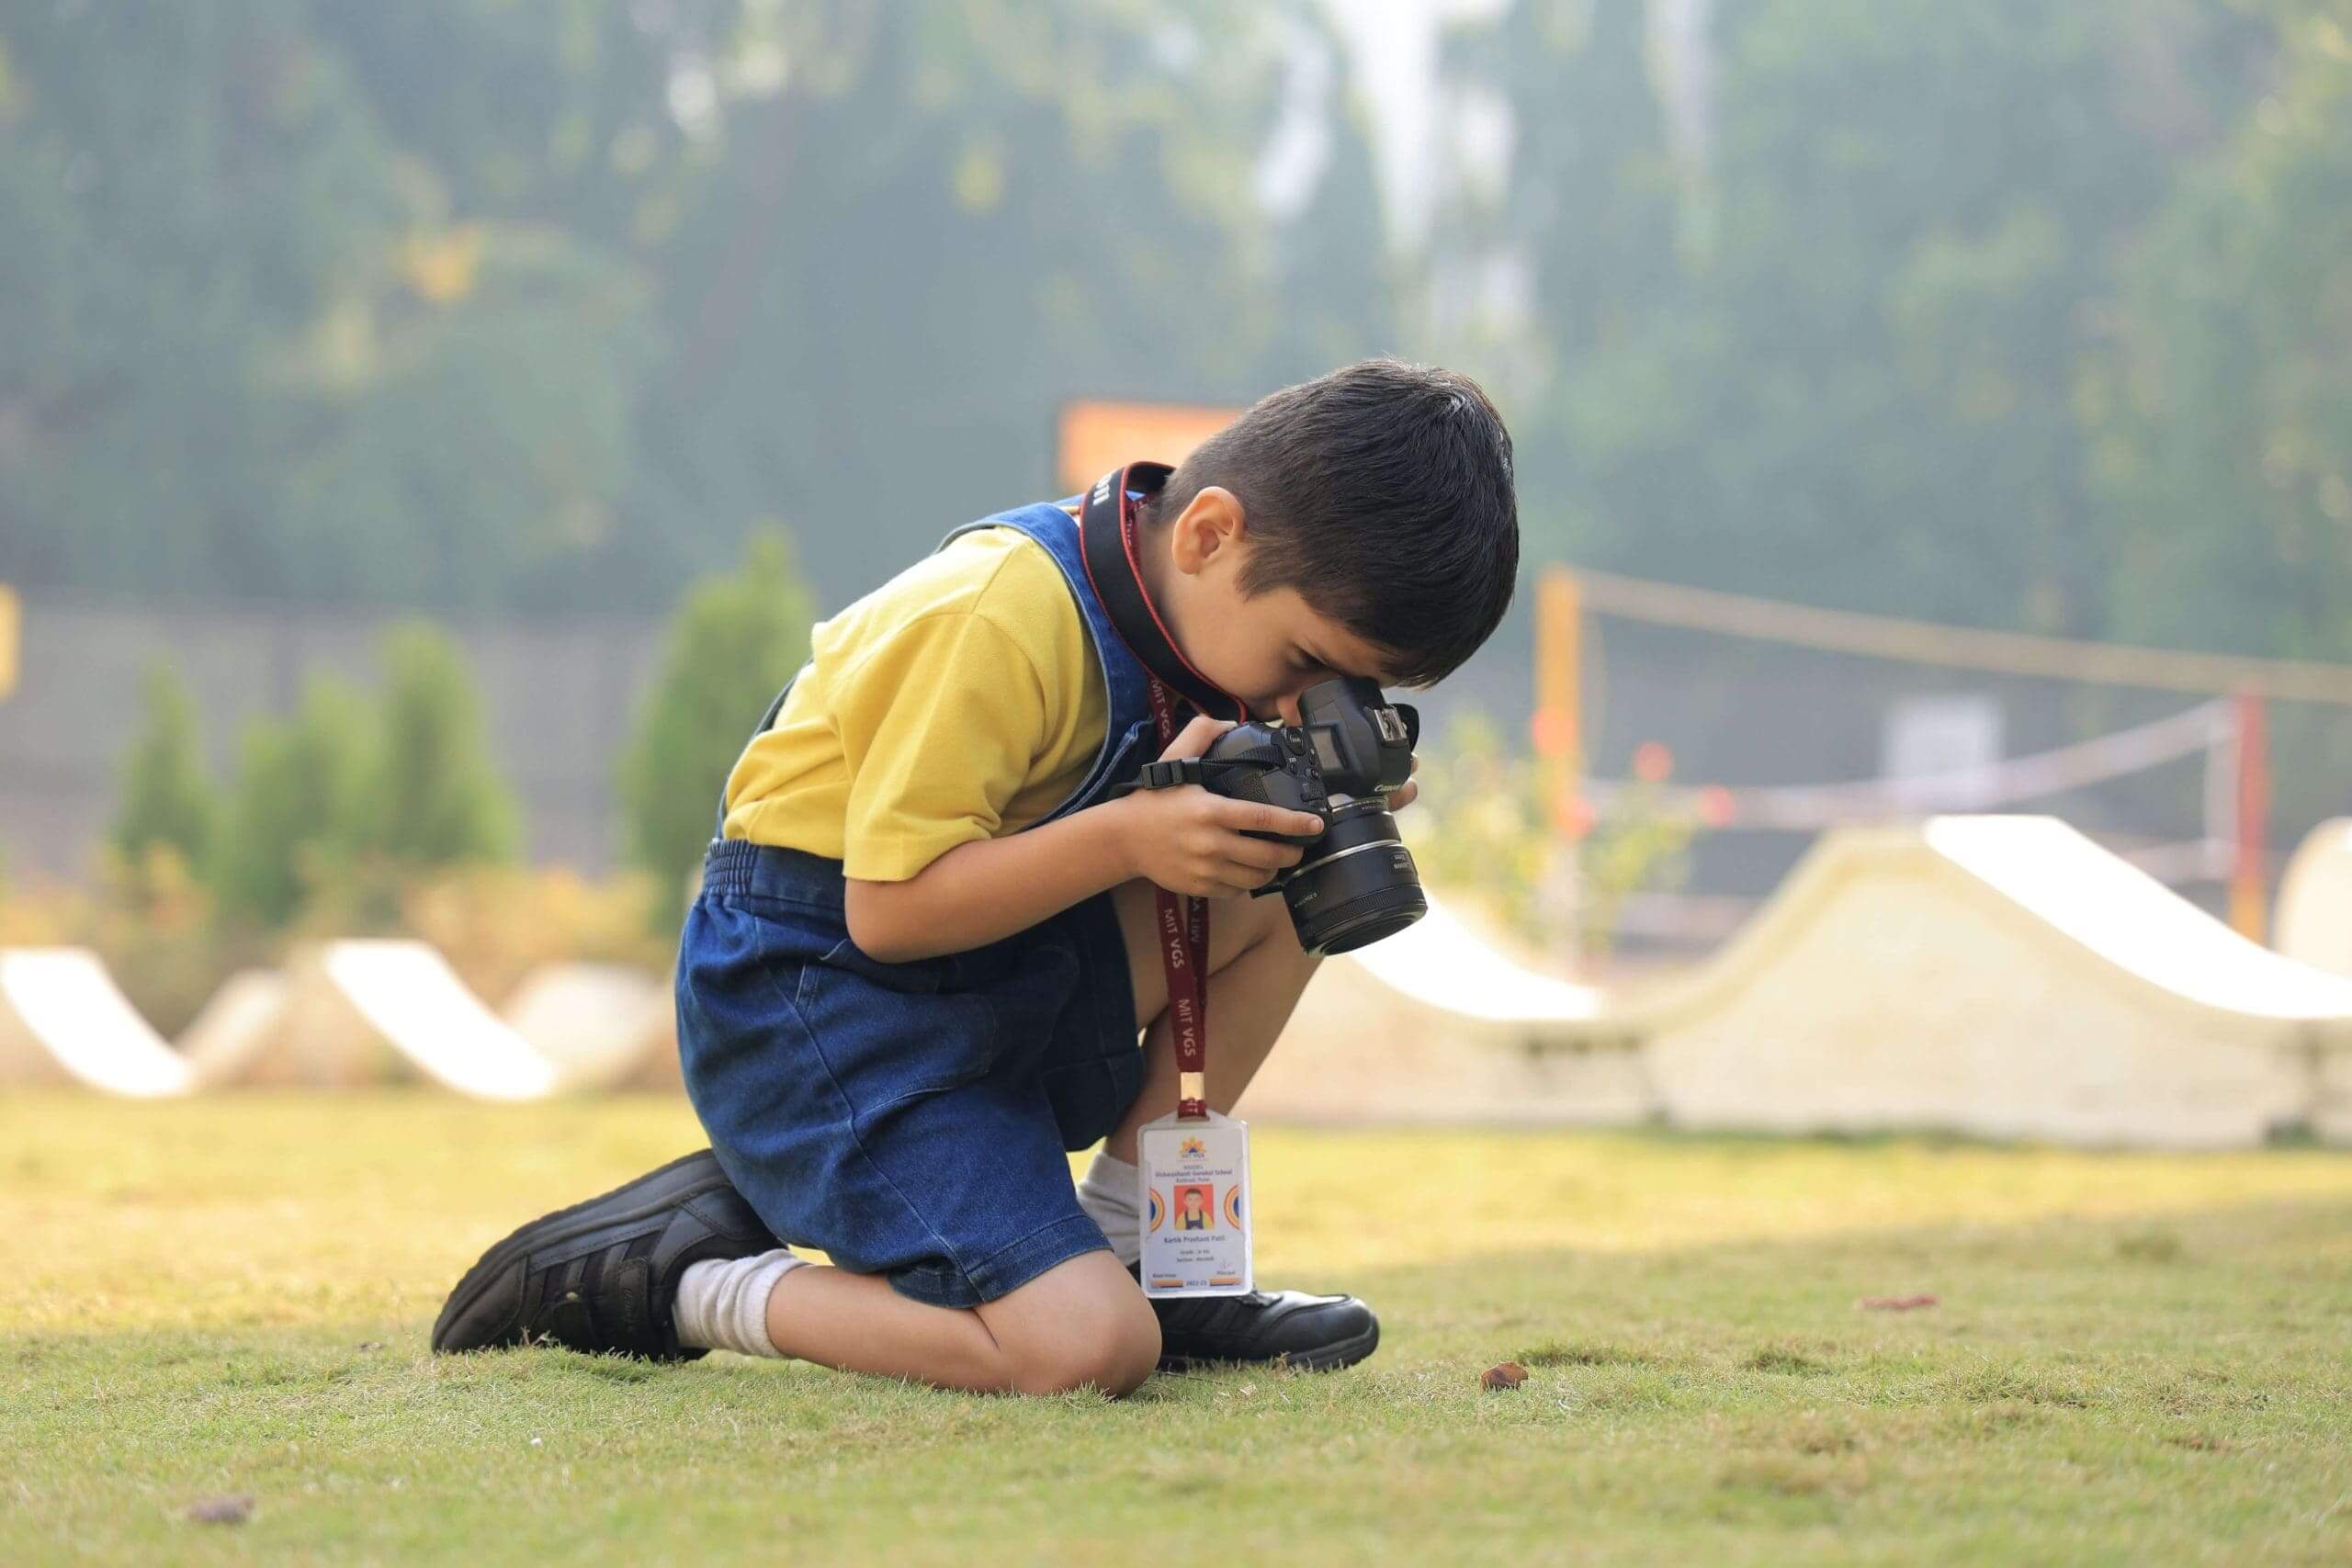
1057 400 1239 494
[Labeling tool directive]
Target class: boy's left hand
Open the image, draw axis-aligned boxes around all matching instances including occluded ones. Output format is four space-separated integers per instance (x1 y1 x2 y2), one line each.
1388 754 1420 812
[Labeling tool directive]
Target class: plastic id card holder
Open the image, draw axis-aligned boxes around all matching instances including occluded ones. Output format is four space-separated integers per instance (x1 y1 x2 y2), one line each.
1137 1108 1253 1298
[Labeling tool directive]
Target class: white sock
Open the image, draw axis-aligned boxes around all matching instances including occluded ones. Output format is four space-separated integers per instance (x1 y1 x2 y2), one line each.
673 1249 807 1359
1075 1150 1142 1267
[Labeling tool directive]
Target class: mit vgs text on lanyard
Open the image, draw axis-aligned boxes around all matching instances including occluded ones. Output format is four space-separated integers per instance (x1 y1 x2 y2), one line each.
1078 464 1256 1298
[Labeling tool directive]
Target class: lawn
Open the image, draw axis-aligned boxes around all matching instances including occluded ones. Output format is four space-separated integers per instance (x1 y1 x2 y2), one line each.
4 1093 2349 1564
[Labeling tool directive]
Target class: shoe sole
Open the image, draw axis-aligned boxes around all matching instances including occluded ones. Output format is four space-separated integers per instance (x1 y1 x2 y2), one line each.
1157 1319 1381 1375
432 1148 735 1353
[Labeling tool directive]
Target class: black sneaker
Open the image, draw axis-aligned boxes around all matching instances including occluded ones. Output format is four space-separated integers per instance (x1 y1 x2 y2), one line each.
433 1149 781 1361
1130 1264 1381 1372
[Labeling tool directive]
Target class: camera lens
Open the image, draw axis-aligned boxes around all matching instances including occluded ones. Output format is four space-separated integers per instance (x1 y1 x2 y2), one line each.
1282 799 1427 955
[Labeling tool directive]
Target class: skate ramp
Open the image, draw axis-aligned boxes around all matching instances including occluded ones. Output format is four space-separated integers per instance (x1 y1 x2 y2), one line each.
248 940 560 1100
1625 817 2352 1148
503 963 677 1091
2276 818 2352 976
0 948 196 1097
1248 897 1650 1124
175 969 291 1087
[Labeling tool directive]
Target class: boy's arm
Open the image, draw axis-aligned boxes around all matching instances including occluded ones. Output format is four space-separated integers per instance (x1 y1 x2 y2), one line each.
844 801 1134 964
842 714 1329 964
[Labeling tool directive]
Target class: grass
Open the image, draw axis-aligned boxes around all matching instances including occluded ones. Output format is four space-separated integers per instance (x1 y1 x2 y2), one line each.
4 1093 2350 1564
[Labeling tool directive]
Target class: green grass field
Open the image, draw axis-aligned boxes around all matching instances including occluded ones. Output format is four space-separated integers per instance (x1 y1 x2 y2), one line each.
4 1093 2349 1564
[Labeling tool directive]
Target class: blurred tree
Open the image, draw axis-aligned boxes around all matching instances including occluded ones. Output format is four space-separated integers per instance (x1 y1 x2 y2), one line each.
0 0 1342 616
1260 13 1398 383
0 1 663 611
210 677 374 927
619 527 816 904
0 2 394 600
109 662 219 877
1456 0 2274 636
634 0 1302 600
2088 4 2352 660
302 0 741 254
1449 0 1682 369
359 624 520 867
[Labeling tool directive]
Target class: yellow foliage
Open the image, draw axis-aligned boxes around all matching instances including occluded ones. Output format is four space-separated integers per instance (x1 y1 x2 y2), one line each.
952 142 1006 212
390 863 673 1004
399 223 485 304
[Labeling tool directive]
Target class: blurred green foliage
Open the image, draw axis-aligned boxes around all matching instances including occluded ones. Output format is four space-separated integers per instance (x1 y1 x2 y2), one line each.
1403 707 1692 962
211 677 374 927
0 0 1384 613
110 663 220 884
1447 0 2340 654
106 628 519 936
620 526 817 908
2089 5 2352 660
1 0 2342 659
367 625 521 870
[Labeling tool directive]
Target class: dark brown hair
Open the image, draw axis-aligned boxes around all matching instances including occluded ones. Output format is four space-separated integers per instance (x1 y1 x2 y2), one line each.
1148 359 1519 687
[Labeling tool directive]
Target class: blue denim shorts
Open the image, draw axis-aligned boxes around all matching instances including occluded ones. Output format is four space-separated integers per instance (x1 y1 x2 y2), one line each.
676 839 1144 1308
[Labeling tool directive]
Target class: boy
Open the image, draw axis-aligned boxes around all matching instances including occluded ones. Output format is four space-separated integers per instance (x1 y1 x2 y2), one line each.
434 360 1518 1395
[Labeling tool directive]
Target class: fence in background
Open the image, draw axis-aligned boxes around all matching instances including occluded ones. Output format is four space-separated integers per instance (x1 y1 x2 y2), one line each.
0 597 667 882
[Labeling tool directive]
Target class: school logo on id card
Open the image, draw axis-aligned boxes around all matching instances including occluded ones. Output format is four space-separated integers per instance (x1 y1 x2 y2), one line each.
1137 1109 1252 1297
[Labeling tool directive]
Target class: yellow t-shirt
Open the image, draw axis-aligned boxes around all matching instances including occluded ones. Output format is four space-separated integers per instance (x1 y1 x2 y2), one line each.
720 523 1107 882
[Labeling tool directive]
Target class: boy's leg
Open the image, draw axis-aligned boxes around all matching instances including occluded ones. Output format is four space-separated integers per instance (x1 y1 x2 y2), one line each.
760 1247 1159 1396
1080 878 1381 1371
1103 877 1318 1156
435 1151 1161 1396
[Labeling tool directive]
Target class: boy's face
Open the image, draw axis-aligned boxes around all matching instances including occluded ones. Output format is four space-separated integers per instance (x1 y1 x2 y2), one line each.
1151 487 1404 727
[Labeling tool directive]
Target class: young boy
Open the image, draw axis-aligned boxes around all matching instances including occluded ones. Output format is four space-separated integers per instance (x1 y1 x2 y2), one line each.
433 360 1518 1396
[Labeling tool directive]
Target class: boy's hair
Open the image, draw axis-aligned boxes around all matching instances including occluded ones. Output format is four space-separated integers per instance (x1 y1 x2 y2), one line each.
1148 359 1518 688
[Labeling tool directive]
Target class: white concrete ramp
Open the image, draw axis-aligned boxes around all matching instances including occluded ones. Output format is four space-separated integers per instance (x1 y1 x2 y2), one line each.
0 948 196 1097
503 963 677 1091
1250 897 1650 1124
176 969 292 1087
1624 817 2352 1148
249 941 560 1100
2277 818 2352 976
0 942 671 1100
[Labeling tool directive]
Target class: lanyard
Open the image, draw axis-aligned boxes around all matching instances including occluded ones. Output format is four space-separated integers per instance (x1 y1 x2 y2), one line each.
1143 674 1212 1121
1080 461 1246 1124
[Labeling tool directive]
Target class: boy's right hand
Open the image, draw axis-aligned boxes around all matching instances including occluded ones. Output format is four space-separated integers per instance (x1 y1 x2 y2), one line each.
1111 715 1327 897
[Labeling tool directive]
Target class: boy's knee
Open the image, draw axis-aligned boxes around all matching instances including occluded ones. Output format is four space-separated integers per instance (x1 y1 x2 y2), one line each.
1008 1292 1160 1397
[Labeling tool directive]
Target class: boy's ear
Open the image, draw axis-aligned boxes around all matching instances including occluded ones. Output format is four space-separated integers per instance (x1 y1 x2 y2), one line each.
1168 486 1245 575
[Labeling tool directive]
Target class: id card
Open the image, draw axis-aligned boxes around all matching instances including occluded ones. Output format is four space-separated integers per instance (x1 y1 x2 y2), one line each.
1137 1109 1253 1298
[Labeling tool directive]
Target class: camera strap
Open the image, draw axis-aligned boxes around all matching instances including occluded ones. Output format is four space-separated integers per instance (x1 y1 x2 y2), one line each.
1080 463 1248 1122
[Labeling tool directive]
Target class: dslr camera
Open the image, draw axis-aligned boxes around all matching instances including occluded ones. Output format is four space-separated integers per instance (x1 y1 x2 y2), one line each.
1125 676 1426 955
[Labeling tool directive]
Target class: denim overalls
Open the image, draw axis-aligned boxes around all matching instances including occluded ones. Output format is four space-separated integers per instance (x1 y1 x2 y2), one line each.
676 500 1169 1308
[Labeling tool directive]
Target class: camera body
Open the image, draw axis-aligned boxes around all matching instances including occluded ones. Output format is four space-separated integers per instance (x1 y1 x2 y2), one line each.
1130 677 1429 955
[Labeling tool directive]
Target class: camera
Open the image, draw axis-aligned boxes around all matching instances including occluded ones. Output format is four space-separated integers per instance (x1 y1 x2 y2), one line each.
1127 676 1427 955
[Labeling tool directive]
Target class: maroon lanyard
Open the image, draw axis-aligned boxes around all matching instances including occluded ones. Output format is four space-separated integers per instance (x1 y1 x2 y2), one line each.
1143 674 1211 1121
1080 461 1244 1124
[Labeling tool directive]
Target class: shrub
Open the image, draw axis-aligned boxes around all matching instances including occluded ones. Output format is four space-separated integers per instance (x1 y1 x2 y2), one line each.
210 677 374 928
109 661 219 884
619 526 816 908
359 622 520 870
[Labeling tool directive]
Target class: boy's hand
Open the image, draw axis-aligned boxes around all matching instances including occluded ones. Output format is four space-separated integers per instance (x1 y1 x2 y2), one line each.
1113 716 1328 897
1388 754 1421 812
